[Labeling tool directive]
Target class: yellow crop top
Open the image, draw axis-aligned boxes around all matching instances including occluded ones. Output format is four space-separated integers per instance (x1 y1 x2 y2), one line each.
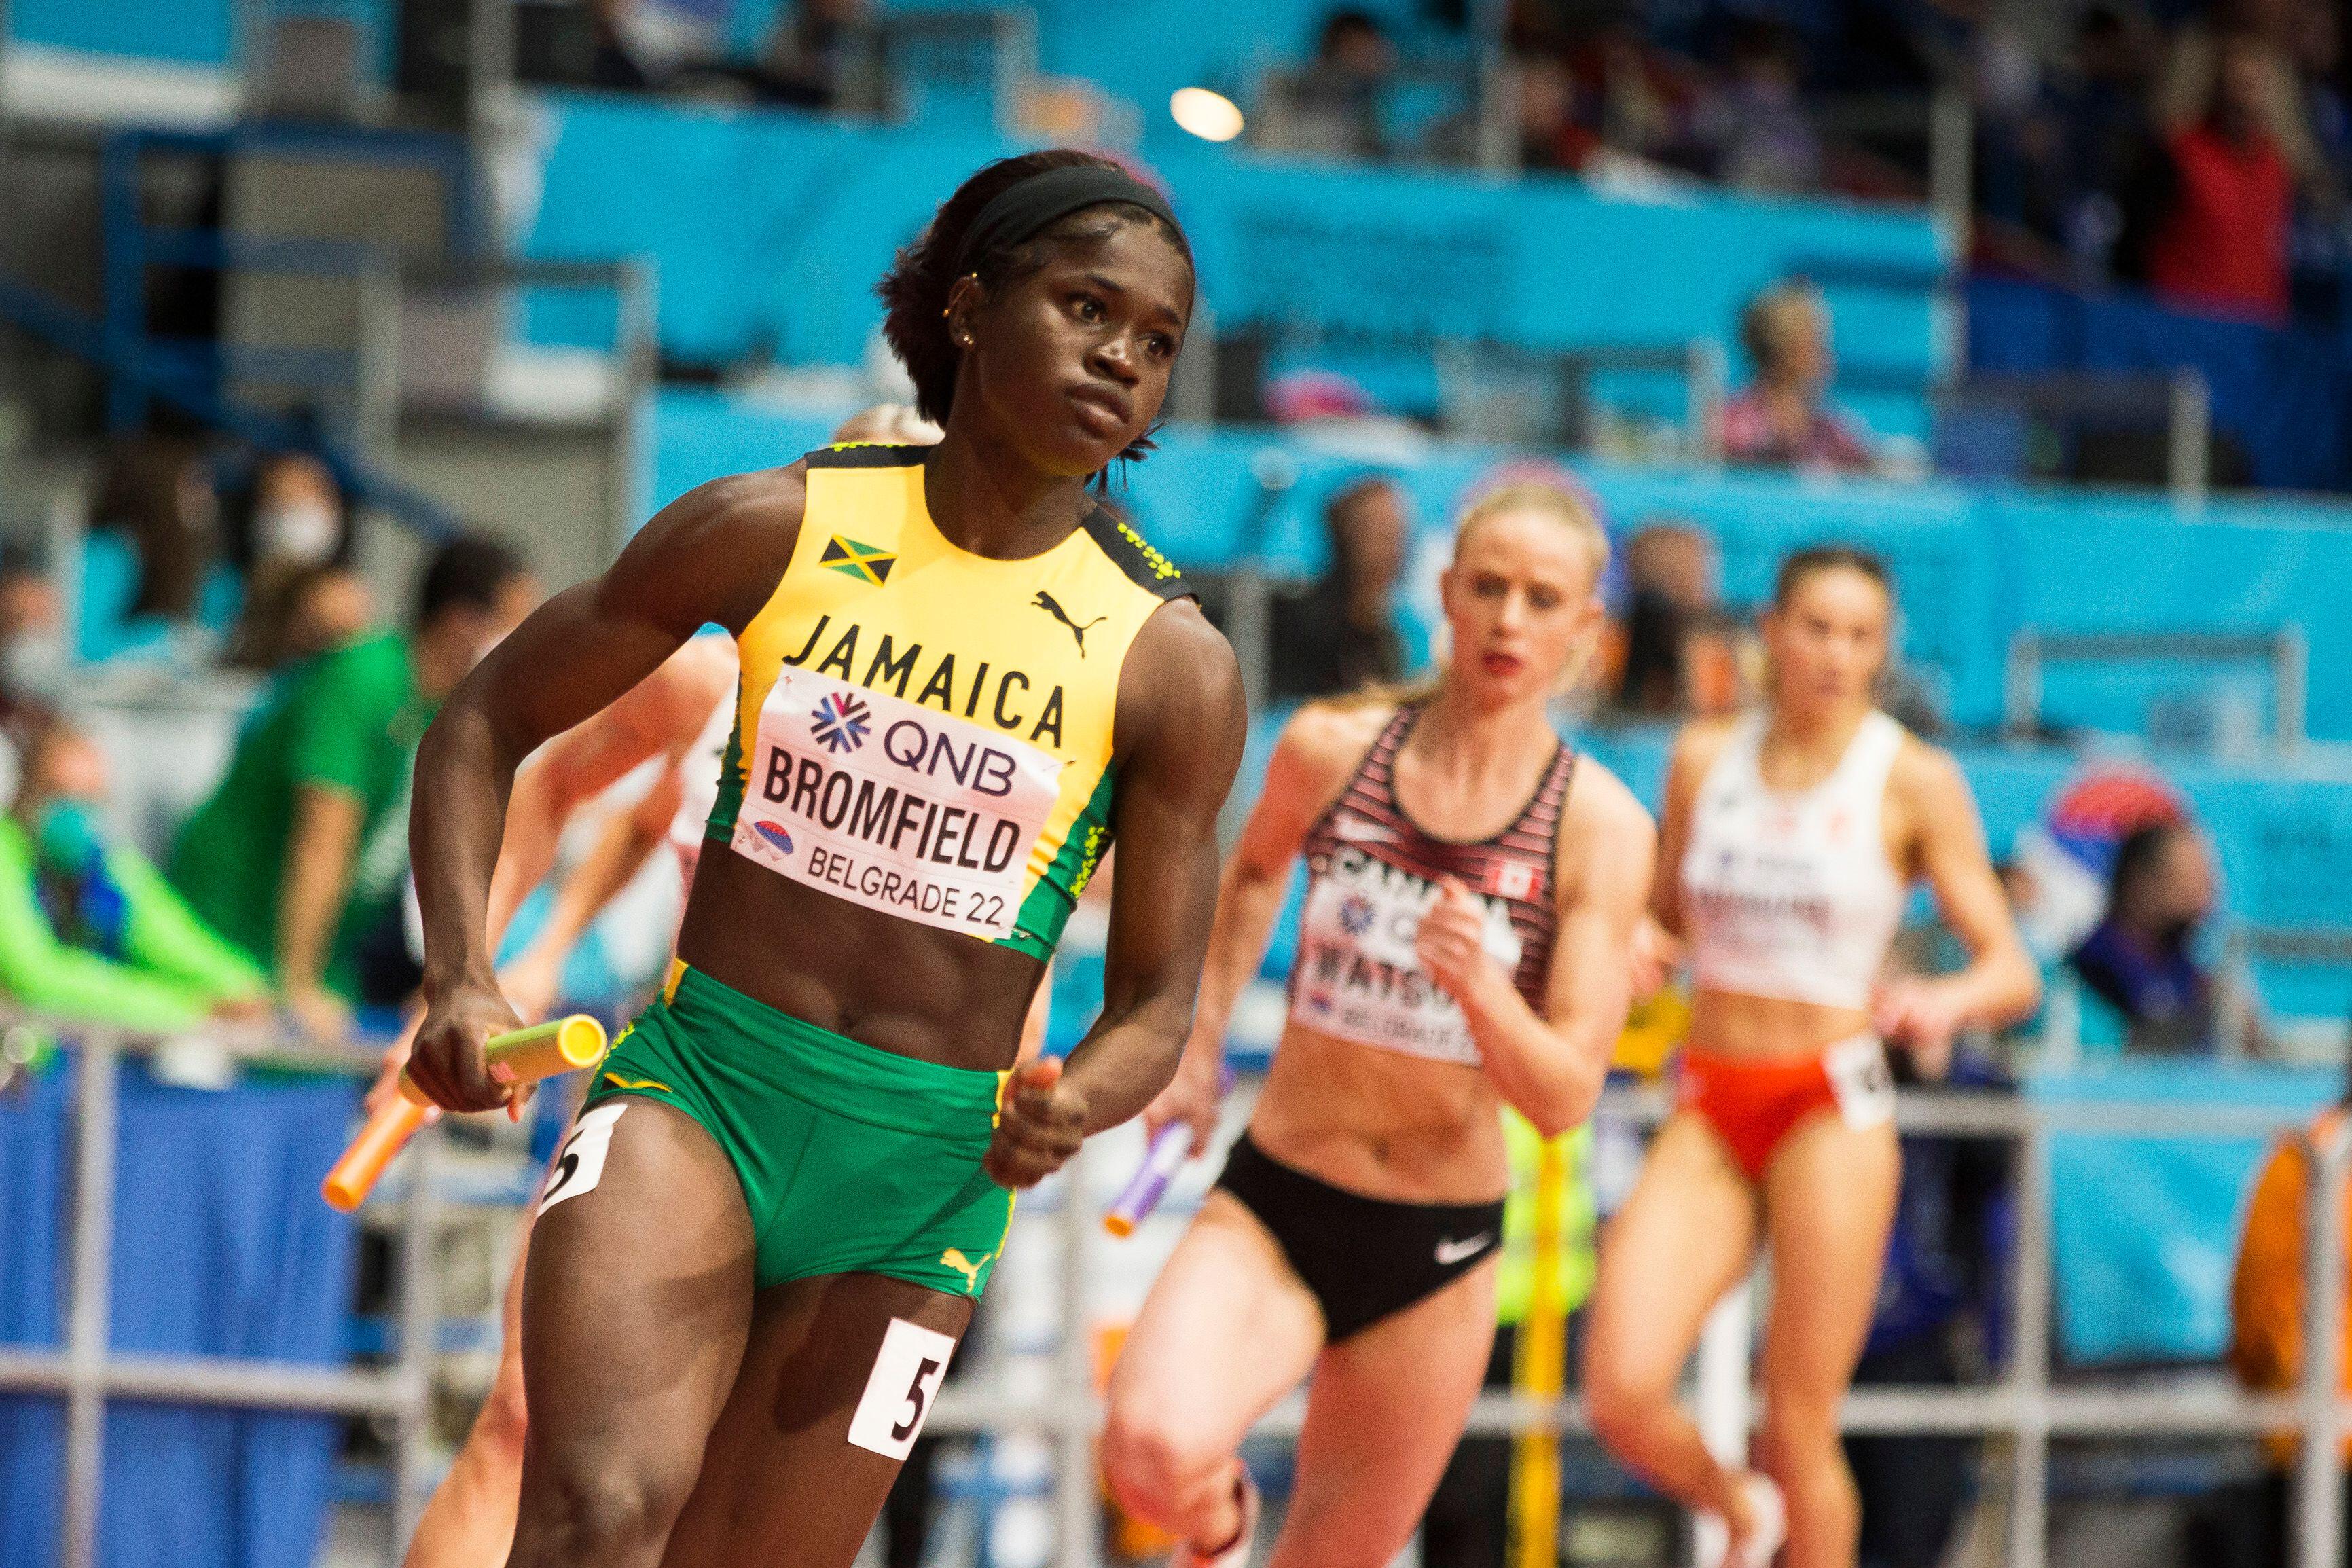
706 443 1189 961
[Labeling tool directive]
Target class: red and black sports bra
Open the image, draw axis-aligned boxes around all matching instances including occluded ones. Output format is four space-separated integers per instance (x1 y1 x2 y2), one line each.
1286 705 1577 1065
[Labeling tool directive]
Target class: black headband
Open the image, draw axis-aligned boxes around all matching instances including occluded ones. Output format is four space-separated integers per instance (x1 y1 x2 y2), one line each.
952 164 1189 276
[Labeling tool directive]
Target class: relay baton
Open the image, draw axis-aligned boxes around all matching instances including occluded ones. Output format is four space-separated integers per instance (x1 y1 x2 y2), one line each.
1103 1120 1192 1238
1102 1065 1238 1237
321 1015 609 1213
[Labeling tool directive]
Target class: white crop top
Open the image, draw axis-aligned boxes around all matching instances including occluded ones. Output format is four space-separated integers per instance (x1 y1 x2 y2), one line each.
1678 710 1908 1010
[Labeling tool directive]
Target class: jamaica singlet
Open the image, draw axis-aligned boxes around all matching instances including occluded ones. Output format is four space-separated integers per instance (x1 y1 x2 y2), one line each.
706 444 1189 961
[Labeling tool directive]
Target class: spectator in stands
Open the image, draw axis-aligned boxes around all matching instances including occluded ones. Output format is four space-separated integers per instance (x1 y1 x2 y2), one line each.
1691 20 1822 194
0 713 268 1030
2131 29 2300 323
1610 519 1733 718
1720 280 1879 473
755 0 884 113
229 562 374 672
1518 53 1602 173
2228 1052 2352 1567
166 535 539 1040
2067 821 2234 1053
2049 4 2161 277
85 437 234 661
0 542 67 706
1269 473 1413 700
1280 7 1398 160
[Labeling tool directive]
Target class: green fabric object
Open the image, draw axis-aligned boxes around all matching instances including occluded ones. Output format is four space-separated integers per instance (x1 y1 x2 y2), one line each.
1494 1110 1597 1328
583 964 1015 1297
107 839 268 1000
0 816 224 1029
166 632 426 996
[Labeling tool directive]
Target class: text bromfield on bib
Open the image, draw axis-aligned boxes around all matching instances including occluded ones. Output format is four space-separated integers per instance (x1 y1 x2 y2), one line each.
731 667 1065 939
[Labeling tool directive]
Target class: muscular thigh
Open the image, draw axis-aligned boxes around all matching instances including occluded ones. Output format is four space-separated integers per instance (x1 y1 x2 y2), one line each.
1273 1260 1499 1568
660 1272 975 1568
1582 1112 1759 1400
1758 1113 1900 1402
1110 1191 1326 1453
517 1096 757 1512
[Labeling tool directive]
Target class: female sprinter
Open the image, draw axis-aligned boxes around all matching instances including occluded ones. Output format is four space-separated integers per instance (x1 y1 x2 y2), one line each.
1104 479 1654 1567
402 151 1245 1568
1580 547 2040 1568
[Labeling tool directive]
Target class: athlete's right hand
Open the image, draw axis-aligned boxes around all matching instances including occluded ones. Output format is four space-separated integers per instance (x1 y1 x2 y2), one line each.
405 979 525 1114
1142 1055 1222 1157
1627 915 1684 1002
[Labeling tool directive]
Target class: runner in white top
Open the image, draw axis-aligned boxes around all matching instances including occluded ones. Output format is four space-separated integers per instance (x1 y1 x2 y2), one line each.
1582 546 2039 1568
1104 479 1653 1568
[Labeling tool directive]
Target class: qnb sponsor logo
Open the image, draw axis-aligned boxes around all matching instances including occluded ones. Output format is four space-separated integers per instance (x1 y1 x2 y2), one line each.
880 717 1023 799
1338 893 1377 937
761 744 1025 874
810 692 872 753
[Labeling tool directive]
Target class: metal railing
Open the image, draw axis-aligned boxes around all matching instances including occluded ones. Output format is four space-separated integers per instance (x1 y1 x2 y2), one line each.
0 1015 435 1568
12 1017 2352 1568
1934 369 2213 509
2002 626 2308 752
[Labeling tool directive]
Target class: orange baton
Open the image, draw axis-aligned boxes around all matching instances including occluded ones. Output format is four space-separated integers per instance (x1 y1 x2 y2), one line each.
321 1015 608 1212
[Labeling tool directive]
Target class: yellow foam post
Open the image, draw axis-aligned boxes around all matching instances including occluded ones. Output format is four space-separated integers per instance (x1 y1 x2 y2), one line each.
1510 1133 1570 1568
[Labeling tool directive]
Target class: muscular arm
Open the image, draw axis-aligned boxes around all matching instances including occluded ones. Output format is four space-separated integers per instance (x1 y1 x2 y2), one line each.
1894 745 2042 1033
405 473 799 1110
1443 765 1654 1137
1170 705 1367 1086
1055 602 1247 1135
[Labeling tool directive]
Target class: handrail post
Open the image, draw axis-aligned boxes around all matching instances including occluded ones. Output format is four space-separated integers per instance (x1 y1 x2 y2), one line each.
2003 630 2042 746
2277 627 2309 753
61 1032 122 1568
1055 1145 1100 1568
390 1116 442 1555
2169 369 2210 516
2009 1120 2052 1568
2298 1119 2349 1568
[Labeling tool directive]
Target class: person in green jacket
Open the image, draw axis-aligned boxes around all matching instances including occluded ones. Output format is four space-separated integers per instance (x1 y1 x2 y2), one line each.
167 535 540 1040
0 714 268 1030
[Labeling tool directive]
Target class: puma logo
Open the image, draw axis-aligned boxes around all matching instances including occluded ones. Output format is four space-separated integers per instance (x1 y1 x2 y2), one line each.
1032 591 1106 655
939 1247 992 1292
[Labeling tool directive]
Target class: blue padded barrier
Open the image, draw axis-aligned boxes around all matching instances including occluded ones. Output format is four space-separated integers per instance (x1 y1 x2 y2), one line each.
0 1061 361 1568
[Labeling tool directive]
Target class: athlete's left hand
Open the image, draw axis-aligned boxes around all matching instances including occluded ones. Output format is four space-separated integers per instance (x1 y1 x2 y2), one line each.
1417 876 1502 1008
1873 976 1968 1079
986 1057 1089 1189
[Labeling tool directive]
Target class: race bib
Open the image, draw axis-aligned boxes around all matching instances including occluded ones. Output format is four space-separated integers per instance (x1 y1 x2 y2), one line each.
847 1317 959 1460
1286 847 1523 1065
731 668 1064 941
1824 1035 1896 1131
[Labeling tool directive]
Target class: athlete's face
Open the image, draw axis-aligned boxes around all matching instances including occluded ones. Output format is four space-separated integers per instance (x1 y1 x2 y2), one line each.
1439 507 1603 709
1762 566 1890 719
956 219 1193 477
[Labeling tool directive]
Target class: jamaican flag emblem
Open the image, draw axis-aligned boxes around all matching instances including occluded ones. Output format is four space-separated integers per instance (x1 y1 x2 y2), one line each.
820 536 895 585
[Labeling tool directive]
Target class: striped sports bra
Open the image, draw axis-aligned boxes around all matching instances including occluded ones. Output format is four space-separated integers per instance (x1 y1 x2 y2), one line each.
1285 705 1577 1066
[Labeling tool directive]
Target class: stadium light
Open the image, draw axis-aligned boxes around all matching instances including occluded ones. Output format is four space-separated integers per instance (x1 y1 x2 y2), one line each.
1170 87 1244 143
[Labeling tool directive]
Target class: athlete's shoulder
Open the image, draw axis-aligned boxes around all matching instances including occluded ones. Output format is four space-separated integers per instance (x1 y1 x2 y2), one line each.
1887 725 1968 808
611 464 806 639
802 441 929 471
1561 753 1652 840
1079 502 1191 601
1273 698 1393 787
1665 713 1742 785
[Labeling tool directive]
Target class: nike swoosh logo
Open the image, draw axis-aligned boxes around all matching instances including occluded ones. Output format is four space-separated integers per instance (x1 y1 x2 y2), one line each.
1434 1233 1494 1266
